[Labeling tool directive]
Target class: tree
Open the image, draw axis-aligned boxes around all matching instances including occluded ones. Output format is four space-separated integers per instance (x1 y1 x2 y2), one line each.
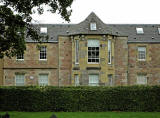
0 0 73 58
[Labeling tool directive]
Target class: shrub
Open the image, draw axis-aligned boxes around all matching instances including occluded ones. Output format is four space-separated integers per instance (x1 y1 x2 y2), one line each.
0 86 160 112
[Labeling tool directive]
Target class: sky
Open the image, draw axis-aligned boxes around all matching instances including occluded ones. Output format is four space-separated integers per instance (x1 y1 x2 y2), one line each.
31 0 160 24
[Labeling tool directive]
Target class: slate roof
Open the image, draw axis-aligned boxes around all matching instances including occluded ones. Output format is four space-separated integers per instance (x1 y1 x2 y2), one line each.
27 12 160 43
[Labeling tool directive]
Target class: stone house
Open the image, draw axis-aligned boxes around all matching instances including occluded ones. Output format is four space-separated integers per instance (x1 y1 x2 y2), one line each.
1 12 160 86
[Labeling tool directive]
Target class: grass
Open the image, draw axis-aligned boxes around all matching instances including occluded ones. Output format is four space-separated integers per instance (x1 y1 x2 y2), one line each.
0 112 160 118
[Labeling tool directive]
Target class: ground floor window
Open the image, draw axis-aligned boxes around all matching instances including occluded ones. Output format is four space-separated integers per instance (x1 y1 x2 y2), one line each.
137 75 147 85
74 74 79 86
108 74 113 86
15 74 25 86
89 74 99 86
39 74 48 86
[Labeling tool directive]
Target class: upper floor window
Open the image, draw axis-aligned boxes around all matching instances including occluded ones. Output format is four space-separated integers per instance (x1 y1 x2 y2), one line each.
40 46 47 60
15 74 25 86
88 40 99 63
39 74 48 86
158 28 160 34
40 27 47 34
75 40 79 64
137 75 147 85
138 47 146 61
108 40 112 64
90 22 97 30
16 53 24 60
136 28 144 34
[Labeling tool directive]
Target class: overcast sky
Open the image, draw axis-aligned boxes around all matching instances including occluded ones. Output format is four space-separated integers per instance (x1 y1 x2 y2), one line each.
31 0 160 24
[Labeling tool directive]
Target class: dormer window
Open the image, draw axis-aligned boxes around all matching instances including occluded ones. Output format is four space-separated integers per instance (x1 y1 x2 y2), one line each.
136 28 144 34
40 27 47 34
158 28 160 34
90 22 97 30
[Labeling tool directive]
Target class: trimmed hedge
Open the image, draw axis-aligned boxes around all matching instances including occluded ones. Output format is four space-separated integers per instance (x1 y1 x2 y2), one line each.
0 86 160 112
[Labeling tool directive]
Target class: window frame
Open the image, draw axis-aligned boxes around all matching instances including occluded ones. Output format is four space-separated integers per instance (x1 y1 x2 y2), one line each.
89 74 99 86
87 40 100 64
90 22 97 31
40 27 47 34
74 74 79 86
138 47 146 61
16 53 24 61
137 74 147 85
39 74 49 86
75 40 79 64
136 27 144 34
15 74 25 86
108 40 112 64
108 74 113 86
39 46 47 60
158 28 160 34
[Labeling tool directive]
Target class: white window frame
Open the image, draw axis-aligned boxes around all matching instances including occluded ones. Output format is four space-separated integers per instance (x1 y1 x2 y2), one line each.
89 74 99 86
90 22 97 31
16 53 24 61
15 74 25 86
75 40 79 64
138 47 146 61
136 28 144 34
108 74 113 86
137 75 147 85
39 46 47 60
158 28 160 34
39 74 49 86
75 74 79 86
87 40 100 64
108 40 112 64
40 27 47 34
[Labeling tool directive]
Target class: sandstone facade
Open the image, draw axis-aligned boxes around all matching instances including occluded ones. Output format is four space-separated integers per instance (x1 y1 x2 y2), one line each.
1 12 160 86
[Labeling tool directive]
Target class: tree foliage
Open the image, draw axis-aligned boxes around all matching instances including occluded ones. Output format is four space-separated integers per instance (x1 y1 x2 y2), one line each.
0 0 73 58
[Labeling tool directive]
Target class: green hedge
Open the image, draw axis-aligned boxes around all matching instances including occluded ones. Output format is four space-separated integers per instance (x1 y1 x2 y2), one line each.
0 86 160 112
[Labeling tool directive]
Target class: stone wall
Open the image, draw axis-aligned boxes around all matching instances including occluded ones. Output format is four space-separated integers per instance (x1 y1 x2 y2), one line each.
71 35 115 86
114 37 128 86
128 43 160 85
0 59 3 85
58 36 72 86
3 43 59 86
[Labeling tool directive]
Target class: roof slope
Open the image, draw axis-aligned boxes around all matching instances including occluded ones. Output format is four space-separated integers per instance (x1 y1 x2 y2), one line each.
27 12 160 43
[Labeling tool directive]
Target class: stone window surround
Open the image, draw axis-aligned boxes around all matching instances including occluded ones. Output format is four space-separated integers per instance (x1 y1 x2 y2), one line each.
108 40 112 64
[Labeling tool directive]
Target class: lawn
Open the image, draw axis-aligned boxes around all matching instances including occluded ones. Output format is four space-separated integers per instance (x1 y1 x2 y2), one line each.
0 112 160 118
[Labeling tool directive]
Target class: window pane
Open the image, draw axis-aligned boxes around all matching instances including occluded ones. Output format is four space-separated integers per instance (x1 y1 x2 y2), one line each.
88 40 99 63
138 47 146 60
75 40 79 64
17 53 24 60
89 75 99 86
15 74 25 86
40 27 47 34
75 75 79 86
40 46 47 59
108 40 112 64
39 74 48 86
137 75 147 84
136 28 144 34
90 23 96 30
